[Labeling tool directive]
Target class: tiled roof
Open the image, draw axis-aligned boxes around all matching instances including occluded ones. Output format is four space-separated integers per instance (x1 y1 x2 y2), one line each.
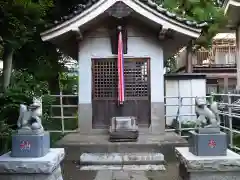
45 0 208 29
45 0 100 28
138 0 208 28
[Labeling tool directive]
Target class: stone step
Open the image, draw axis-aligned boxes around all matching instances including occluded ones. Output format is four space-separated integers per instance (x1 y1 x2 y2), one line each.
62 142 187 161
55 133 188 161
80 152 165 165
80 164 166 171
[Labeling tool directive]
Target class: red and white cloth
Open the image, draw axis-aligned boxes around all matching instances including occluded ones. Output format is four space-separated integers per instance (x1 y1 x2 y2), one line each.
117 31 125 105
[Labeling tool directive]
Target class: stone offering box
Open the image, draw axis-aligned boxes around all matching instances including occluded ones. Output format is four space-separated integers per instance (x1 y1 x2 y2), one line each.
175 147 240 180
189 130 227 156
109 116 139 142
11 132 50 158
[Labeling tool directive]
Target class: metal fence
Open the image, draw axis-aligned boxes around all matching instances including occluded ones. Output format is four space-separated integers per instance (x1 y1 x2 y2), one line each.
164 93 240 151
164 95 211 137
47 93 240 151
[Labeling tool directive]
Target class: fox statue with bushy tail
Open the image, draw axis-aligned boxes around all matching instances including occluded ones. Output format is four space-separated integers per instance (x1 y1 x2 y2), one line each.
195 97 220 128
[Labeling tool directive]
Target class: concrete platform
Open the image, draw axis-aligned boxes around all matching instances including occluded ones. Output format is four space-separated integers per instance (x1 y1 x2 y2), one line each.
56 132 187 161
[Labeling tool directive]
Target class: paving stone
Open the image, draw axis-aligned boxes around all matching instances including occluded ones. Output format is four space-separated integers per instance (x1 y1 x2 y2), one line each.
94 171 112 180
112 170 130 180
129 171 148 180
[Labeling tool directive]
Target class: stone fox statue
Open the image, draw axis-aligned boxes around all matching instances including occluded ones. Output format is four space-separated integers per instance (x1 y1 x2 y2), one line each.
195 97 220 128
17 97 44 134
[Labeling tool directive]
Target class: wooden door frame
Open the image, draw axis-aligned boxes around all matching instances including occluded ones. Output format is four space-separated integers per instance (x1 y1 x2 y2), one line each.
91 57 151 128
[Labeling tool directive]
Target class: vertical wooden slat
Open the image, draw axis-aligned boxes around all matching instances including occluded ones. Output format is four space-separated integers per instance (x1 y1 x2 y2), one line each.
195 44 236 65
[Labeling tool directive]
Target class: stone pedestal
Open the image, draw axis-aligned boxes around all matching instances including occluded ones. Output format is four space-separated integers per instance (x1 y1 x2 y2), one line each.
11 132 50 157
189 130 227 156
0 148 65 180
175 147 240 180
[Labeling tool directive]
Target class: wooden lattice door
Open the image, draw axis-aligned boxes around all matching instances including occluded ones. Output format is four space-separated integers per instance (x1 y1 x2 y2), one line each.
92 58 150 129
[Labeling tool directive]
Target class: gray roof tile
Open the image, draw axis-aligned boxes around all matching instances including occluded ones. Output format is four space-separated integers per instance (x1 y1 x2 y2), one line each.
45 0 208 29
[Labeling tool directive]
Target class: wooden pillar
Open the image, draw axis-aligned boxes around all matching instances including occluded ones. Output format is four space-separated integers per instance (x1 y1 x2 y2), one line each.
224 76 229 93
236 25 240 89
186 40 193 73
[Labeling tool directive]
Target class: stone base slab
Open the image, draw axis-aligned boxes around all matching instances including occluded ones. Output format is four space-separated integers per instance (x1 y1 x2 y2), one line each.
176 147 240 180
189 131 227 156
0 148 65 174
0 166 63 180
11 132 50 158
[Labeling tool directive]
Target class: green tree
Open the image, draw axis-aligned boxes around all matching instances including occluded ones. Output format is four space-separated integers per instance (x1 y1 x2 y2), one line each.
9 0 86 93
158 0 227 47
0 0 53 90
13 35 66 94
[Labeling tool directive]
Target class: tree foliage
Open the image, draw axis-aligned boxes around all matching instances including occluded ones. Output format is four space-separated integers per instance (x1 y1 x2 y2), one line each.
0 0 81 153
0 0 53 48
157 0 227 47
0 0 53 90
0 70 55 153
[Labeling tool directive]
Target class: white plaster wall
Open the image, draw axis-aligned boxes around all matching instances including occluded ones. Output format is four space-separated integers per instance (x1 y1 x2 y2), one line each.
165 78 206 126
165 80 179 125
0 61 2 70
78 24 164 104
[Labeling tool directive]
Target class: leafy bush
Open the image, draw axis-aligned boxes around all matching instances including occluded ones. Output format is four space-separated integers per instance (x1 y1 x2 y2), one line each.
59 72 78 94
0 71 52 126
0 69 80 153
0 70 55 153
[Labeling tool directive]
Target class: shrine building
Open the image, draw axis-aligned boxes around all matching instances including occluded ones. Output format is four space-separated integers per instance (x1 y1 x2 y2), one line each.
40 0 206 134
